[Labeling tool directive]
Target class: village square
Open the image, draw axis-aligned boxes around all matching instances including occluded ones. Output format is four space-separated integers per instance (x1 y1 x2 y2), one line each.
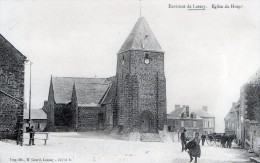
0 1 259 163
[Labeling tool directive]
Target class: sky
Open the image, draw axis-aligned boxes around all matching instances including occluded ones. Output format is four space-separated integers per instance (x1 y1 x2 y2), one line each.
0 0 259 132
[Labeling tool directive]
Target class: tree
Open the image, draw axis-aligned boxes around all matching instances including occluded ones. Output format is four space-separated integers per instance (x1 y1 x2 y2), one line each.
244 77 260 122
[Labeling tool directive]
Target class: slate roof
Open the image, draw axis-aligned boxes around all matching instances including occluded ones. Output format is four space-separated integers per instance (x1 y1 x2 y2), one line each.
225 109 234 121
24 109 47 120
196 109 214 118
168 107 214 119
100 82 115 105
74 82 111 107
225 104 237 120
225 113 231 121
0 34 26 60
118 17 162 54
52 77 108 104
168 107 185 119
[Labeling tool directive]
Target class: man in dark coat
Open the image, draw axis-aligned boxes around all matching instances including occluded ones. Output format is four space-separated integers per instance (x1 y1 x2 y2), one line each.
29 126 35 145
201 133 206 146
221 133 227 148
181 129 187 152
227 135 234 148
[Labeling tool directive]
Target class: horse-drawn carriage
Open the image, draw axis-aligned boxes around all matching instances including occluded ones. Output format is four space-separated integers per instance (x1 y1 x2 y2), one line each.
206 133 223 146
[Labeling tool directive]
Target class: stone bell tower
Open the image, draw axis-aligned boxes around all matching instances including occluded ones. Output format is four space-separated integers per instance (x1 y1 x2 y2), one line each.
115 17 166 133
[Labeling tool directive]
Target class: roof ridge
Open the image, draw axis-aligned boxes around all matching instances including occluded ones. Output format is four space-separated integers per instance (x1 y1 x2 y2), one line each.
99 83 113 105
127 17 143 51
53 76 106 79
74 82 111 86
0 33 27 59
118 17 162 54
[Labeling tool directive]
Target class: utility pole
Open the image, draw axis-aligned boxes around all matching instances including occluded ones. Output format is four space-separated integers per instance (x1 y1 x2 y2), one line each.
28 61 32 127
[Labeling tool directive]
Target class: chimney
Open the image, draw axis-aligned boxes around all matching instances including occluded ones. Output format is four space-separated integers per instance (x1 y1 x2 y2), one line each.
175 105 180 110
186 105 189 117
202 106 208 112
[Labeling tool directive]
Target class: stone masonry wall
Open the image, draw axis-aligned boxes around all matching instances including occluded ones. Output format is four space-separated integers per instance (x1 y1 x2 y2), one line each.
54 104 68 126
77 107 102 131
116 50 167 132
157 73 167 130
104 104 113 129
0 36 26 139
116 51 131 126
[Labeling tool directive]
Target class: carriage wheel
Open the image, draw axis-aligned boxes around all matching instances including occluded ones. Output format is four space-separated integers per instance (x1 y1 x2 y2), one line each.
206 136 215 146
215 139 221 147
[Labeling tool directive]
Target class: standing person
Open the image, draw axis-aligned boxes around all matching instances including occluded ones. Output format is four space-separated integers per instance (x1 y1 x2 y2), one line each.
227 135 234 148
29 126 35 145
221 133 227 148
181 129 187 152
226 135 231 148
201 132 206 146
188 133 201 163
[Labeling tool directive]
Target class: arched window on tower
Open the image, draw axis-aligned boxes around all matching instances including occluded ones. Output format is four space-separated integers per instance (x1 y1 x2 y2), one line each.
122 55 125 65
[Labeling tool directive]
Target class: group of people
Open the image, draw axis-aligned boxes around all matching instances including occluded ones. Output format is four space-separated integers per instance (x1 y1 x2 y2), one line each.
181 129 201 163
180 129 235 163
220 133 235 148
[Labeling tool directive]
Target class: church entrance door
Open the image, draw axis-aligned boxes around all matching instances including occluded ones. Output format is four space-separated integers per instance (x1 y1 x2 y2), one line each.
139 110 154 133
141 116 150 133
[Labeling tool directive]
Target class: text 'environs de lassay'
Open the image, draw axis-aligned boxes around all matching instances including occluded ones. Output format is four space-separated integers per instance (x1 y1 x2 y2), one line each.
168 4 243 10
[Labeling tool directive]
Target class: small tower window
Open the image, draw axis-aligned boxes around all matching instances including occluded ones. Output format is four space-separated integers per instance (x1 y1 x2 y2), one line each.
144 53 150 64
122 55 125 65
145 53 148 58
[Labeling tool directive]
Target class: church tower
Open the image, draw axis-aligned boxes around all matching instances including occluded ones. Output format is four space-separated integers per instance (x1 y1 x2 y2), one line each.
115 17 166 133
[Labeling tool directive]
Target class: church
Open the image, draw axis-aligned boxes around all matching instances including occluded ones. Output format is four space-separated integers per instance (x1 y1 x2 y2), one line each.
44 17 167 134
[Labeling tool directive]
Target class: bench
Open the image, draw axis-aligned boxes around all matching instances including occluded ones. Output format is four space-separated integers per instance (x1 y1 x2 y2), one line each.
24 132 49 145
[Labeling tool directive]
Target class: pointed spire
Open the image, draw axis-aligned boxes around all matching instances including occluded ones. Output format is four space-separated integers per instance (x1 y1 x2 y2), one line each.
118 17 162 54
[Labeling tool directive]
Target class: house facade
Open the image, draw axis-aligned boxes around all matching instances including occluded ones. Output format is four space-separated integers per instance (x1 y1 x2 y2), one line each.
227 68 260 154
241 69 260 152
198 106 215 134
230 84 252 149
24 109 47 132
0 34 27 140
167 105 203 139
236 88 247 145
44 17 167 134
167 105 215 139
224 102 238 136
